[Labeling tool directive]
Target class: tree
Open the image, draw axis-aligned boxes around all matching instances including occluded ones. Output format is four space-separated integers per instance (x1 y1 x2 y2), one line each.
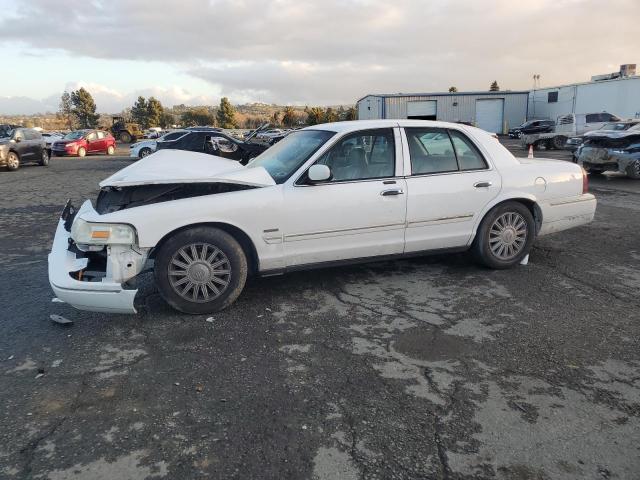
180 107 215 127
270 111 280 127
489 81 500 92
344 106 357 121
146 97 164 127
70 88 100 128
131 96 149 127
305 106 325 126
216 97 237 129
448 86 458 93
281 106 297 127
159 111 175 129
57 91 75 130
324 107 338 123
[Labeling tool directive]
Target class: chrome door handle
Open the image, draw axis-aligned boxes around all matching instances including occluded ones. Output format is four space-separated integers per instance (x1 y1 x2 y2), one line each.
380 188 404 196
474 181 492 188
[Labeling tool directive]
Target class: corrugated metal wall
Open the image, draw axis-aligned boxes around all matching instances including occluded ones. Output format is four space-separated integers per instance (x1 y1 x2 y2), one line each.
381 93 528 132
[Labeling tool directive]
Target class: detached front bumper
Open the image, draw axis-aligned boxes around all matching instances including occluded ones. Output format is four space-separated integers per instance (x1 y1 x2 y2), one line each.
48 206 141 314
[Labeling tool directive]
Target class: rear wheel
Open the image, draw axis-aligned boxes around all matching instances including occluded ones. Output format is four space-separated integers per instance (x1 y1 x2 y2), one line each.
553 135 567 149
40 149 49 166
119 132 132 143
6 151 20 171
77 147 86 158
154 227 248 314
139 147 152 158
472 201 535 269
107 145 115 155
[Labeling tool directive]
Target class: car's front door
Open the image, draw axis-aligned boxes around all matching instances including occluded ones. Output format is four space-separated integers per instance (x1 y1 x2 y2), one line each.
282 128 407 267
402 127 501 252
13 129 31 159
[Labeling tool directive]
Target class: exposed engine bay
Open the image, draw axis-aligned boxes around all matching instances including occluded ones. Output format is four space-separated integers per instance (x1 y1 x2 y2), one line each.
96 182 257 214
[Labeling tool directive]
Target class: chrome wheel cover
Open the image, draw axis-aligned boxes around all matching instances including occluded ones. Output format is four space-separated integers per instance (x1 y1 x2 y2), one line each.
168 243 231 303
489 212 527 260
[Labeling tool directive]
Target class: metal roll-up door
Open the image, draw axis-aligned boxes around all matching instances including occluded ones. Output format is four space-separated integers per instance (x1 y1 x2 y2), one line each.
407 101 437 120
476 99 504 133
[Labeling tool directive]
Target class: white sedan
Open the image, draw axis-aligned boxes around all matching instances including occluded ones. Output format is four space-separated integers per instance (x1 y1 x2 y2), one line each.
48 120 596 314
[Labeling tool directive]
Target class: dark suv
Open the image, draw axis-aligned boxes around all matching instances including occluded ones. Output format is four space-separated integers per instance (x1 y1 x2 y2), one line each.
508 120 555 138
155 128 268 164
0 127 48 171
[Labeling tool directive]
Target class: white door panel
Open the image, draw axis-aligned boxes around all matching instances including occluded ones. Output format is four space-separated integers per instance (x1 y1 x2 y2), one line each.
404 172 501 252
282 179 407 266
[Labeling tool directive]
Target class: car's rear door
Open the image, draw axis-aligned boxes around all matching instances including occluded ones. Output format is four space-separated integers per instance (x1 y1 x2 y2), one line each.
85 131 99 152
282 128 407 267
402 127 501 252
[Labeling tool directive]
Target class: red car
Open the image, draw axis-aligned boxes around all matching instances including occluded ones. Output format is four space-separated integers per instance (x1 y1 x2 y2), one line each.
51 130 116 157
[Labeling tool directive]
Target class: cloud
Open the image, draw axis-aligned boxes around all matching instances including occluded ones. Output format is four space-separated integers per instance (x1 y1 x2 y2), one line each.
0 0 639 110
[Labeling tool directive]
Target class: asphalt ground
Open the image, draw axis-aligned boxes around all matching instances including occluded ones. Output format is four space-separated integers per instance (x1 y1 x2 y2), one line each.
0 140 639 480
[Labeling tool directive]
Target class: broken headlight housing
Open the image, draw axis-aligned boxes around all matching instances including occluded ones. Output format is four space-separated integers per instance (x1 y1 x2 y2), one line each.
71 218 137 245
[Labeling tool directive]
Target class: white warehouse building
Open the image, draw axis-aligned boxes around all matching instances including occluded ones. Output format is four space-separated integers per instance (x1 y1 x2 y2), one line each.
528 75 640 122
357 65 640 134
356 91 529 134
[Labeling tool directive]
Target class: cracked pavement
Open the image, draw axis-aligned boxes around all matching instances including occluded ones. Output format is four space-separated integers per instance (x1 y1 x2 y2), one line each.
1 142 639 479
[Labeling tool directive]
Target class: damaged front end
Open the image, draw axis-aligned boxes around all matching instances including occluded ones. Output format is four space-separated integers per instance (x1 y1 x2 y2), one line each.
578 133 640 176
48 200 150 314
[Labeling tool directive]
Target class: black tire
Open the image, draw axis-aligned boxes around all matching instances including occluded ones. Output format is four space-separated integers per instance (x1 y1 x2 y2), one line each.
6 151 20 171
553 135 567 149
625 160 640 179
154 227 248 314
40 149 49 166
139 147 152 158
119 132 132 143
472 201 535 269
77 147 86 158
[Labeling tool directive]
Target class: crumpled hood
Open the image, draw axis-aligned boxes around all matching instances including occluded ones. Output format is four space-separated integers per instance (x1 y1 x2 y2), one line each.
584 129 640 140
99 149 275 188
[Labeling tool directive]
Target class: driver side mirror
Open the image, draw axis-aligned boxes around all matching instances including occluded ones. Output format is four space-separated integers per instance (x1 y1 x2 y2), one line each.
307 164 332 183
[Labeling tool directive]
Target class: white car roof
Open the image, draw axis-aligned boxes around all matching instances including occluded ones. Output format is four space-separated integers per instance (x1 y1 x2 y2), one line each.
303 119 490 137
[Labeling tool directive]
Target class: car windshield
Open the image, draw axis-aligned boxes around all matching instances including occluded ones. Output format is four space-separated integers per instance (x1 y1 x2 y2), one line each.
247 130 335 184
64 131 86 140
1 128 14 138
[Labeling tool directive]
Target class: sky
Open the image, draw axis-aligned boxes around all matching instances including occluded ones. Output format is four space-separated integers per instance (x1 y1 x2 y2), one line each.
0 0 639 114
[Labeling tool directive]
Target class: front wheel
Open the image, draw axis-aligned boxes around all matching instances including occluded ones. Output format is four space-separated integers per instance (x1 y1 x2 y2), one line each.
139 147 152 158
472 202 535 269
77 147 86 158
6 151 20 171
107 145 115 155
40 149 49 166
119 132 132 143
154 227 248 314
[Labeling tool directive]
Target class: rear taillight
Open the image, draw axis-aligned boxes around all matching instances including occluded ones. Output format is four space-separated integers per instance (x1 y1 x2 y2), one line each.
582 167 588 194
